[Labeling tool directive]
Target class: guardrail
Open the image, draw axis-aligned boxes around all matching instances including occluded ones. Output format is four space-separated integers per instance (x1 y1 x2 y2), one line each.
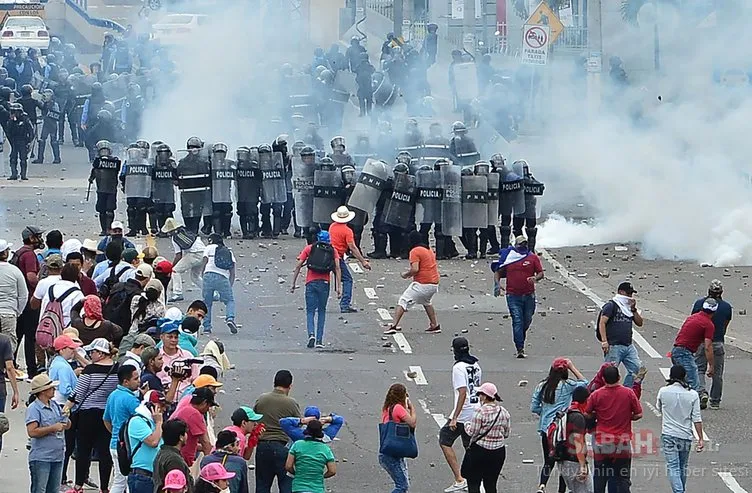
366 0 393 21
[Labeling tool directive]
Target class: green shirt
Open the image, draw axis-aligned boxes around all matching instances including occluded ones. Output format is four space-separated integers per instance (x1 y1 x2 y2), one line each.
289 439 335 493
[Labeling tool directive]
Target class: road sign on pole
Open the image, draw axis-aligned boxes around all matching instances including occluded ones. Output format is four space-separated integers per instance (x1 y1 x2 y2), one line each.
521 24 550 65
525 1 564 43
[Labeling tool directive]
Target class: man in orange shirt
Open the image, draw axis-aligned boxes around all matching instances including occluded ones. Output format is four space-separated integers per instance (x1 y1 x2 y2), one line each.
328 206 371 313
384 230 441 334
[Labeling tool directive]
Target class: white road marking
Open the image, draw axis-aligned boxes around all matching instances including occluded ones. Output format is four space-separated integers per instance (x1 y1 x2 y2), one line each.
539 249 662 359
408 365 427 385
349 262 363 273
432 414 447 428
644 401 662 417
364 287 378 299
718 472 749 493
659 367 670 380
377 308 393 321
659 368 710 441
417 399 431 415
393 333 413 354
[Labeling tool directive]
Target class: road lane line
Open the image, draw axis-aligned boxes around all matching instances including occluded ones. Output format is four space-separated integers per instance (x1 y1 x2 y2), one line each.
659 368 670 380
349 262 363 273
377 308 393 321
539 249 662 359
417 399 431 415
393 333 413 354
432 414 447 428
718 472 748 493
364 287 378 299
408 365 427 385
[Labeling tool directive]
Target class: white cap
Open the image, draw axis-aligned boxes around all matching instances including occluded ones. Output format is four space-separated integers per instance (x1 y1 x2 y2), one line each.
0 239 12 253
110 220 124 230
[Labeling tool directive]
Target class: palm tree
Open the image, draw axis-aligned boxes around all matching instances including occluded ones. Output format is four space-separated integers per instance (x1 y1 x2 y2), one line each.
619 0 678 70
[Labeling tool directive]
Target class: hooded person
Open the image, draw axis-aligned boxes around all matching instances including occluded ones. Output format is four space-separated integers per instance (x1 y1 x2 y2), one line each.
201 339 232 378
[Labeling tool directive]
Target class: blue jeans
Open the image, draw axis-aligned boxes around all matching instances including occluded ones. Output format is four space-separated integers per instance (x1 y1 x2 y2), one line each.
339 259 353 310
605 343 642 388
202 271 235 331
671 346 699 391
506 294 536 350
256 441 292 493
662 434 692 493
127 472 154 493
305 280 330 343
29 460 63 493
379 453 409 493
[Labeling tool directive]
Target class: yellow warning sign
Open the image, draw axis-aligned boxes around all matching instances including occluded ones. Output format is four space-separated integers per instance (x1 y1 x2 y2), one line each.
525 2 564 43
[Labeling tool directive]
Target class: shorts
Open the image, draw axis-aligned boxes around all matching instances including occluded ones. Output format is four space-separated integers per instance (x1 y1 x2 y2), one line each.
439 421 470 448
95 192 117 213
398 282 438 310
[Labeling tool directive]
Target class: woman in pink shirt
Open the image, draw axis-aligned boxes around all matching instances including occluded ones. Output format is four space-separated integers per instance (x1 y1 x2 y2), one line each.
380 383 417 493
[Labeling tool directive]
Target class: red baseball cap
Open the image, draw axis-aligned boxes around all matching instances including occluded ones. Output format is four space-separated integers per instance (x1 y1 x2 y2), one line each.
155 260 173 275
53 335 81 351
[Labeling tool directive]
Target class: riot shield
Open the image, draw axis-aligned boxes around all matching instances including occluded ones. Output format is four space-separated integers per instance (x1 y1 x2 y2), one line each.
452 136 481 167
499 165 525 216
292 156 315 228
177 153 212 218
260 151 287 204
347 159 389 215
441 165 463 237
372 72 397 107
461 174 488 229
152 155 176 204
312 166 343 224
420 141 452 168
453 62 479 103
235 155 262 205
383 172 416 230
124 147 152 199
415 168 443 225
211 151 234 204
523 175 544 219
487 171 500 226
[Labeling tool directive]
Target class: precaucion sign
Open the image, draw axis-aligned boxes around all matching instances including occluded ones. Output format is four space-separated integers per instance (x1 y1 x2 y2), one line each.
521 24 550 66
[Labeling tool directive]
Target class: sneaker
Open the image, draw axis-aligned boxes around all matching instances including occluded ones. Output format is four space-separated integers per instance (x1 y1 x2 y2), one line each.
307 336 315 348
340 306 358 313
709 402 720 410
202 327 212 335
516 349 526 359
83 478 99 489
168 294 184 302
383 325 401 335
444 480 467 492
700 392 709 410
315 342 324 349
425 325 442 334
634 366 648 383
226 319 238 334
213 292 220 302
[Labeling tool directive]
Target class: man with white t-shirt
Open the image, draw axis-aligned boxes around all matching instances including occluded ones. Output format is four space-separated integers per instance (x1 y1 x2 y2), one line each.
29 254 64 311
162 218 206 302
200 233 236 335
34 263 84 327
439 336 482 493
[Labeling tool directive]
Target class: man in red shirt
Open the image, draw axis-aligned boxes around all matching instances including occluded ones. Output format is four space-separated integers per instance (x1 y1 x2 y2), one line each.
169 387 217 466
585 365 642 493
328 206 371 313
671 298 716 391
12 225 43 378
64 252 98 296
492 235 543 358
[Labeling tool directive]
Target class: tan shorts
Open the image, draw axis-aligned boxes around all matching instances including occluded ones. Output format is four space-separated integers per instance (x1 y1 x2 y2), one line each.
398 282 439 310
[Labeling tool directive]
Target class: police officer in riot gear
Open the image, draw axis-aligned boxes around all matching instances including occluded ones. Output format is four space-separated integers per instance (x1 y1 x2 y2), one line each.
85 109 120 161
273 135 295 235
259 143 284 238
236 146 262 239
376 121 398 161
449 121 480 166
88 140 121 235
351 134 376 170
367 163 394 260
513 160 544 252
6 103 34 181
122 82 144 142
121 141 153 236
152 143 177 236
32 89 61 164
379 161 416 259
210 142 235 238
327 136 355 168
339 164 366 249
81 82 106 153
177 136 213 234
485 153 505 254
398 118 424 168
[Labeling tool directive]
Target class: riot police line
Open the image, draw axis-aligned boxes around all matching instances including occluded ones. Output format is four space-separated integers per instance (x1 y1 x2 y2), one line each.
87 125 544 262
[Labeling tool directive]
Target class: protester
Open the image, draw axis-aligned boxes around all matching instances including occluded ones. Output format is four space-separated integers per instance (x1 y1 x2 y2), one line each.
223 406 265 460
291 230 342 348
29 253 64 310
280 405 344 443
153 419 195 493
69 295 124 345
162 218 206 303
531 357 588 493
0 332 19 452
254 369 302 493
201 233 238 335
48 335 79 484
692 280 731 409
195 463 236 493
553 386 593 493
200 339 231 378
492 235 544 358
200 430 249 493
129 278 166 332
33 263 84 328
0 238 28 355
26 373 71 493
155 315 201 357
585 365 642 493
140 346 180 404
380 383 417 493
156 322 200 395
672 297 716 392
384 230 440 334
169 387 217 467
597 281 647 389
119 333 156 370
95 220 135 264
162 469 189 493
103 365 142 493
142 246 159 265
103 263 153 338
328 205 371 313
588 361 643 399
285 419 336 493
461 382 510 493
65 252 98 296
12 226 43 379
657 365 704 493
126 390 166 493
93 241 134 287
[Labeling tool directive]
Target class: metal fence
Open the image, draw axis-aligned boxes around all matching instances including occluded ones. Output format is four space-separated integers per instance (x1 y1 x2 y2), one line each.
366 0 393 20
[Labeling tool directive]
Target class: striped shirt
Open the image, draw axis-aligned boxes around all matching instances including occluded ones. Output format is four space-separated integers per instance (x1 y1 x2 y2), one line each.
71 363 119 411
464 403 511 450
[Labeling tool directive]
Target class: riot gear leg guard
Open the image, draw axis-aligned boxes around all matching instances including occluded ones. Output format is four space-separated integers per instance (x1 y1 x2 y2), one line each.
51 140 61 163
35 141 45 163
98 214 109 236
463 228 478 259
201 215 213 235
526 226 538 253
388 228 404 259
512 216 525 237
367 231 388 259
184 217 200 234
126 206 138 237
272 204 283 238
486 226 500 254
479 228 488 259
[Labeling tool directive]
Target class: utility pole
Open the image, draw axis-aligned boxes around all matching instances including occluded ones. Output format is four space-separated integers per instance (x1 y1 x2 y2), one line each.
463 0 476 53
586 0 602 115
394 0 404 38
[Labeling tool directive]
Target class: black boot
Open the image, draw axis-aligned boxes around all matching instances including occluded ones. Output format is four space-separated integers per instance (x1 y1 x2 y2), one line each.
526 226 538 253
240 216 250 239
367 233 388 259
222 215 232 238
51 141 61 164
499 226 512 249
200 215 213 235
20 162 28 180
435 233 446 259
486 225 500 254
388 232 404 259
98 214 109 236
479 229 488 259
32 141 44 164
463 229 477 259
125 209 139 236
148 213 159 234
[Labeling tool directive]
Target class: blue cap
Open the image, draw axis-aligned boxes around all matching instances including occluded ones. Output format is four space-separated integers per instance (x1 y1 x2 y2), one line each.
317 231 330 243
158 318 180 334
304 406 321 419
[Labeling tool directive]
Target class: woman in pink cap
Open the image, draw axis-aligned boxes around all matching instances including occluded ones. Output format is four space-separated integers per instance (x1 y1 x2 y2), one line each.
162 469 188 493
195 463 235 493
530 357 588 493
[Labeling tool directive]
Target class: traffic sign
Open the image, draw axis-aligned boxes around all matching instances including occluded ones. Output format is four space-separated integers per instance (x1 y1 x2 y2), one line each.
521 24 550 65
525 1 564 43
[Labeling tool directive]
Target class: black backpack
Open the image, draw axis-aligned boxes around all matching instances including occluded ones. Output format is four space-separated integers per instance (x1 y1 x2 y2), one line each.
103 281 140 332
116 414 149 476
213 245 235 270
594 300 618 342
172 227 197 251
98 265 130 300
307 242 336 274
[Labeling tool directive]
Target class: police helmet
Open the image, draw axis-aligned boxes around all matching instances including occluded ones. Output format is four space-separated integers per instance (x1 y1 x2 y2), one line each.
434 158 451 170
42 89 54 101
0 86 11 101
514 159 531 176
97 109 112 121
186 136 203 149
418 164 432 172
20 84 33 97
474 161 490 175
258 144 272 154
275 134 289 146
128 83 142 95
489 153 505 167
96 140 112 156
151 140 164 148
156 143 171 155
212 142 228 154
405 118 418 129
461 166 474 176
236 146 250 161
64 43 76 53
300 145 315 157
319 69 334 84
136 139 150 150
451 121 467 134
330 136 345 149
91 82 103 92
50 37 62 49
320 156 335 168
395 151 411 165
393 162 409 174
314 65 328 78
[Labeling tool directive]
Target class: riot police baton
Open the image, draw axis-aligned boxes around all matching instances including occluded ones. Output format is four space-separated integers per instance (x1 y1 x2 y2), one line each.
86 180 92 202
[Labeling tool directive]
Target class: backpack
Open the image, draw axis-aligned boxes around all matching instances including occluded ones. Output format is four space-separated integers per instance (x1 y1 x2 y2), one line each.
173 227 197 251
98 265 130 300
307 241 336 274
213 245 235 270
103 281 140 332
594 300 620 342
9 245 34 268
116 414 149 476
546 409 578 461
37 285 80 349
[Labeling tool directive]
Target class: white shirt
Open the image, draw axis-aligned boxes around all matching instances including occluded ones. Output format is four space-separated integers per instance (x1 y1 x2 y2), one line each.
451 361 482 423
33 275 61 302
93 262 134 288
172 236 206 255
120 351 142 372
656 383 702 441
39 280 84 327
203 244 235 279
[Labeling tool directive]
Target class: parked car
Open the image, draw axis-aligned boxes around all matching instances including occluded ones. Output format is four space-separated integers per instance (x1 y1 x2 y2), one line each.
151 13 208 46
0 16 49 54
